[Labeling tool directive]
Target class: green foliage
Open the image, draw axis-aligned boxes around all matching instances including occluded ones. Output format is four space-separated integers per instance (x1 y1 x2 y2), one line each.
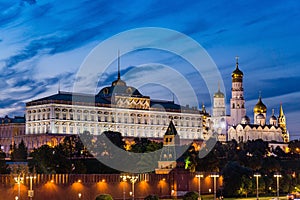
0 146 7 173
28 144 72 174
95 194 113 200
130 138 162 153
182 191 199 200
222 161 252 196
144 194 159 200
10 140 27 161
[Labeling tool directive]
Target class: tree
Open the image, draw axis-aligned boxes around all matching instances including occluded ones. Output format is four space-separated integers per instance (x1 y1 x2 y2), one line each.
29 144 72 174
11 140 27 161
0 146 7 174
95 194 113 200
183 191 198 200
237 175 252 197
144 194 159 200
222 161 252 196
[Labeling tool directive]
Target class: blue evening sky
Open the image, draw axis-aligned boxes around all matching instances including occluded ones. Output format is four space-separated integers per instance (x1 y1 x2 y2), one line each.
0 1 299 139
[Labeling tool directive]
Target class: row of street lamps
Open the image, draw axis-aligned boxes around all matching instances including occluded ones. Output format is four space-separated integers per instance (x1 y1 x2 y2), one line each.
14 172 282 200
195 172 282 200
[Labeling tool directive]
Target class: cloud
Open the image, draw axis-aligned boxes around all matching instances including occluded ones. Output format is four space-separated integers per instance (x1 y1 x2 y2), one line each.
22 0 36 5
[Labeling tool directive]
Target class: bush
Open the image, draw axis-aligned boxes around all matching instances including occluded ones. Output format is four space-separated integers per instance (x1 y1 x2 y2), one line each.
95 194 113 200
183 191 199 200
144 194 159 200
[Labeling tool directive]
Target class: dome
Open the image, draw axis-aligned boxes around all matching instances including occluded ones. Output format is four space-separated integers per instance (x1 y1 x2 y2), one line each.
112 78 126 86
256 113 265 120
232 67 243 78
270 115 277 121
253 97 267 113
232 57 243 81
241 115 250 124
214 90 224 98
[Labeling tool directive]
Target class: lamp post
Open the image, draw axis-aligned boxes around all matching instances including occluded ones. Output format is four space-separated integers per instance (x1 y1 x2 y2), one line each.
274 173 282 200
210 173 219 200
26 175 36 200
120 175 128 200
254 173 261 200
14 175 24 200
195 174 203 200
120 174 138 200
129 175 138 200
78 193 82 199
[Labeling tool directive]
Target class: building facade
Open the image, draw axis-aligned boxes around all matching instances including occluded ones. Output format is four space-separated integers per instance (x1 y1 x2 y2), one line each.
25 65 208 142
0 116 25 154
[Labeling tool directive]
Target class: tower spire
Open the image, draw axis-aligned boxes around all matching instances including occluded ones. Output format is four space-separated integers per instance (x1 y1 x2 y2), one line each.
118 50 121 80
279 103 284 117
218 80 220 92
58 80 60 94
235 56 239 69
259 91 262 99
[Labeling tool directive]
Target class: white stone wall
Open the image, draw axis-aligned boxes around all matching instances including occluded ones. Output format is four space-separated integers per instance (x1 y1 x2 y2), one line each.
26 104 205 140
228 124 283 143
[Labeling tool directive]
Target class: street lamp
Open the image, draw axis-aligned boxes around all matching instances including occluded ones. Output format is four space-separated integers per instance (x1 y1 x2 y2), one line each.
120 174 138 200
26 175 36 200
14 175 24 200
195 173 203 200
210 173 219 200
274 173 282 200
254 173 261 200
120 174 128 200
78 193 82 199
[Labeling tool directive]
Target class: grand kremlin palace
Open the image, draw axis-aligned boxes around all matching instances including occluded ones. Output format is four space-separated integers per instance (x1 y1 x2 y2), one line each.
0 58 289 153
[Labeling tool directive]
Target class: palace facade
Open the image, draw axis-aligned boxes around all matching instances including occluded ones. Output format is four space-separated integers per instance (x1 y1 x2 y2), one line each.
25 61 209 145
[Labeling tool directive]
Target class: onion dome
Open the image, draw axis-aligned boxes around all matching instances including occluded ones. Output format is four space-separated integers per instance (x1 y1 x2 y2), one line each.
256 113 265 120
241 115 250 125
270 115 277 121
214 84 224 98
253 94 267 114
269 109 277 126
232 56 243 82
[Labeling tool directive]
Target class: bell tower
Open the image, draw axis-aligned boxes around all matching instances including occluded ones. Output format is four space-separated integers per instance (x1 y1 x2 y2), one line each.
230 56 246 125
278 103 289 142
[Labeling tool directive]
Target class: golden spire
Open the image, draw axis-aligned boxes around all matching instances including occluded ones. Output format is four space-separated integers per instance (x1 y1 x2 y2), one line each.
279 103 284 117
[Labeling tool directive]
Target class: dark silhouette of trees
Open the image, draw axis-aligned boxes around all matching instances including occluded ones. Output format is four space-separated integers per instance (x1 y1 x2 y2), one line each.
10 140 27 161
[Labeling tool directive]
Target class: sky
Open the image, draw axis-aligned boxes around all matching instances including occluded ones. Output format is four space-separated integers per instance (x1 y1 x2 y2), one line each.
0 0 299 139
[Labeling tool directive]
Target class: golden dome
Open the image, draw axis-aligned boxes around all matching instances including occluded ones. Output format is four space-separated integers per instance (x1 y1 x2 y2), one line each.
214 91 224 98
253 96 267 113
232 67 243 77
112 78 126 86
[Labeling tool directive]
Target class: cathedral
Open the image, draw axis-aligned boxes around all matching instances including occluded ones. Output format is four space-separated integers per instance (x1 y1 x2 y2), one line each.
211 57 289 143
